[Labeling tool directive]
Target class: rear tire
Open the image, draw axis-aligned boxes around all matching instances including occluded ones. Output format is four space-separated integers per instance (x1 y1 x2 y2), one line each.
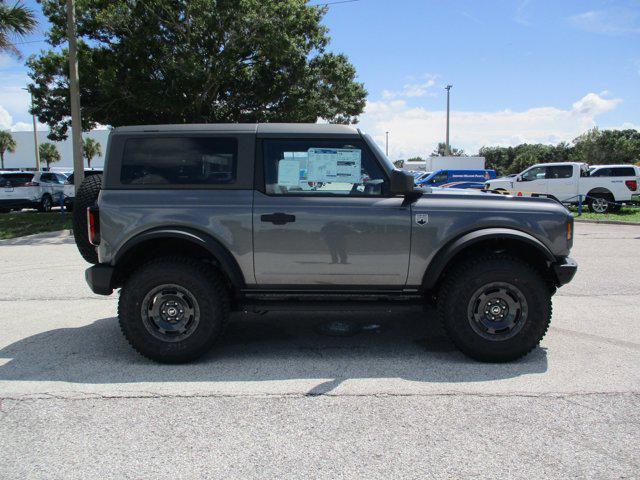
118 257 230 363
437 254 551 362
72 174 102 264
38 194 52 213
588 193 613 214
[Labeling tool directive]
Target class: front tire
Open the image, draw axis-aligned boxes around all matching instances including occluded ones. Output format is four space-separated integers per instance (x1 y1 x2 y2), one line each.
118 257 229 363
437 254 551 362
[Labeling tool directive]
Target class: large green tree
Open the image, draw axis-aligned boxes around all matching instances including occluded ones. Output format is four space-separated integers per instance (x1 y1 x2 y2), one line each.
82 137 102 168
0 0 36 58
0 130 16 169
570 128 640 165
39 142 60 168
27 0 367 140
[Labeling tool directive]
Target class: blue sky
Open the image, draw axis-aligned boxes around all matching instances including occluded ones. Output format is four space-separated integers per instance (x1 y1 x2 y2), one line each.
1 0 639 161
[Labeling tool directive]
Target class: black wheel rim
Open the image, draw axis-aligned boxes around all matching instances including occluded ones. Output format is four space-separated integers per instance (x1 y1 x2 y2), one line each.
467 282 528 341
141 284 200 342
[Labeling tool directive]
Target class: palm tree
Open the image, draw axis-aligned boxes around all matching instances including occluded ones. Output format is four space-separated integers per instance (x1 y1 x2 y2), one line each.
0 130 16 169
0 1 37 58
39 142 60 169
83 138 102 168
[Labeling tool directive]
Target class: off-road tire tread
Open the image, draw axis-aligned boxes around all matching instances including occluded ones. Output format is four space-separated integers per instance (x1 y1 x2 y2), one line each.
117 256 230 363
437 253 552 362
72 174 102 264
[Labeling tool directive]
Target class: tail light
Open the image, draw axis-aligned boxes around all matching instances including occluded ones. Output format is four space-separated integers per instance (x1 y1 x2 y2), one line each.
87 206 100 246
625 180 637 192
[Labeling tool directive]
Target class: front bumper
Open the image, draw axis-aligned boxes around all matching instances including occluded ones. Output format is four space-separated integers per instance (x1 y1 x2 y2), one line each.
85 264 114 295
553 256 578 286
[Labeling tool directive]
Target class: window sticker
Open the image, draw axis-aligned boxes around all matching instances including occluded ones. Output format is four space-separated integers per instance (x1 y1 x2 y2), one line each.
307 148 362 184
277 159 301 186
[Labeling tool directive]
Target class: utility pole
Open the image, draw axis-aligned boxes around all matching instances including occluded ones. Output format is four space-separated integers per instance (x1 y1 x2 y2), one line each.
444 84 452 156
66 0 84 191
23 88 40 171
385 131 389 156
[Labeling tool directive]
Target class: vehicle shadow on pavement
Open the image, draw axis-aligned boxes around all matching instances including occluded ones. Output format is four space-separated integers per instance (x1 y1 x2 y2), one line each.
0 308 547 391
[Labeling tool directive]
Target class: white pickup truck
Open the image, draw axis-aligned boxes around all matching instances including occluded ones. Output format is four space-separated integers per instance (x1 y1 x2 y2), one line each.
485 162 639 213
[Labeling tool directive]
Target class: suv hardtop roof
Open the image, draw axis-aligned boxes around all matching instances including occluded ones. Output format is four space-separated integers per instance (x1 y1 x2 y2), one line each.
111 123 361 136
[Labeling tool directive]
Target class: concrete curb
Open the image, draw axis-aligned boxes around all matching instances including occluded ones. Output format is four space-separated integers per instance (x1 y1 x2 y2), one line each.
0 229 73 245
574 219 640 226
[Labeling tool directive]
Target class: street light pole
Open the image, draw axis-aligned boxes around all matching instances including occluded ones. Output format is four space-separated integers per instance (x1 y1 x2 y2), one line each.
444 84 452 156
66 0 84 191
23 88 40 171
385 131 389 157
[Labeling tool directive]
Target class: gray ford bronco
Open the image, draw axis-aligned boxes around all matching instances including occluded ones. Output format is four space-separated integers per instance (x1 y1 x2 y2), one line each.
74 123 577 363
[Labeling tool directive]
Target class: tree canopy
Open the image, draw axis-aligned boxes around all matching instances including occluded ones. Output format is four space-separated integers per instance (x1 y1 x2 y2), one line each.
0 0 37 58
28 0 367 140
39 142 61 168
431 142 466 157
0 130 17 169
480 128 640 175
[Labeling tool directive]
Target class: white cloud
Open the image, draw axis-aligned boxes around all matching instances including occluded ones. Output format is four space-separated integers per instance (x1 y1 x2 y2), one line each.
569 8 640 35
0 104 47 132
357 92 624 159
0 105 12 130
381 75 437 99
11 121 35 131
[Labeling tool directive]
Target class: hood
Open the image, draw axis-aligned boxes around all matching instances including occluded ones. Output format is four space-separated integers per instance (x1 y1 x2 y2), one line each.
419 187 562 207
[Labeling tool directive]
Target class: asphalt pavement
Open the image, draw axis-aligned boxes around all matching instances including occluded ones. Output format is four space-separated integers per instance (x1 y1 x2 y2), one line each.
0 223 639 478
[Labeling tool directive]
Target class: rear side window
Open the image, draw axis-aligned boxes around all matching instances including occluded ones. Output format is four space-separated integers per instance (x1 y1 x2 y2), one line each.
120 137 237 185
1 174 34 186
546 165 573 179
612 167 636 177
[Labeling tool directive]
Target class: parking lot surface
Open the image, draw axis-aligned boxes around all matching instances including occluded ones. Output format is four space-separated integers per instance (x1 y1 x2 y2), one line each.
1 223 639 478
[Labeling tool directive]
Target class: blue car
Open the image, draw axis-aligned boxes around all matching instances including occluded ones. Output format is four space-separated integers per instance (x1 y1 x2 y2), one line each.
416 169 497 189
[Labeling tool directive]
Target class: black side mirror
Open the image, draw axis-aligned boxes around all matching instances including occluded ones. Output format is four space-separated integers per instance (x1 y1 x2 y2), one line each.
389 169 416 196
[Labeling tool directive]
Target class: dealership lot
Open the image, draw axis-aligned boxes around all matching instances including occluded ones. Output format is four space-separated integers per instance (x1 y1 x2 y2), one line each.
0 223 639 478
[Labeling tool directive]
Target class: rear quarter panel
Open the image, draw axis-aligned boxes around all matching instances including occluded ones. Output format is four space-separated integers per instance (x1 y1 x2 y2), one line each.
97 189 255 284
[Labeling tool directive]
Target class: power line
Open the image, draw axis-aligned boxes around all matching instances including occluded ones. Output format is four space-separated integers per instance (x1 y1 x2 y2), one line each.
310 0 360 6
4 39 47 46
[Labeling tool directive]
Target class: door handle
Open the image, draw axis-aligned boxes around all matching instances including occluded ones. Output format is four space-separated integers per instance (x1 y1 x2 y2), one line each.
260 212 296 225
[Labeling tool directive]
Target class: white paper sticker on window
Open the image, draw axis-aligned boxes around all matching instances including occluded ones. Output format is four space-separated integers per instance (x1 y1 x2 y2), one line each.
307 148 361 184
278 159 301 186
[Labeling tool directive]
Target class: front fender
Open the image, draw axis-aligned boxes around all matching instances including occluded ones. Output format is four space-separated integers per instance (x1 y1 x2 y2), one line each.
421 228 556 290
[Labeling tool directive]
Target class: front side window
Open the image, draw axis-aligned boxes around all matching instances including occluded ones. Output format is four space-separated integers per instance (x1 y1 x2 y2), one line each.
263 139 386 196
429 172 449 184
521 166 546 181
120 137 237 185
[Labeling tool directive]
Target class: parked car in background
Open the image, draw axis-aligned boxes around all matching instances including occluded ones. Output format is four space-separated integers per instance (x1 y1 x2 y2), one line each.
0 171 67 212
63 169 103 209
485 162 638 213
416 169 497 189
